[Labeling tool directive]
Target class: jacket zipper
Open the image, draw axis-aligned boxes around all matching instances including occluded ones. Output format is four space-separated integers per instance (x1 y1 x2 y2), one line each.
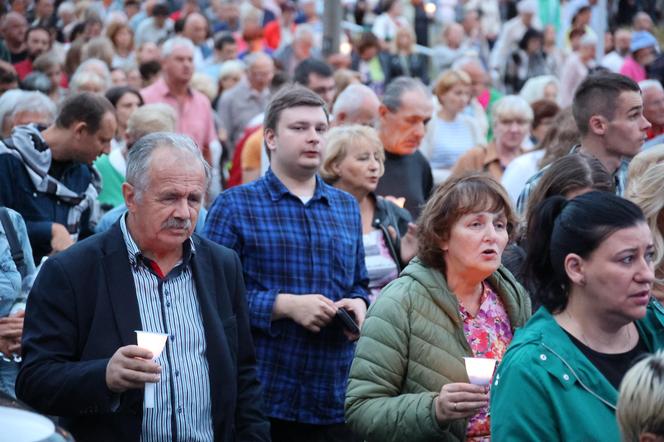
540 342 617 411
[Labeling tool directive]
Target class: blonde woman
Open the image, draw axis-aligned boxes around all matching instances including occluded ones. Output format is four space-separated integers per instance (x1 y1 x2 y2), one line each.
452 95 532 181
617 351 664 442
421 69 484 183
321 125 416 302
627 147 664 302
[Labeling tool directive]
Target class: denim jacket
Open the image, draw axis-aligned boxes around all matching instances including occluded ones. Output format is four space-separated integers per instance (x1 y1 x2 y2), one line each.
0 208 36 317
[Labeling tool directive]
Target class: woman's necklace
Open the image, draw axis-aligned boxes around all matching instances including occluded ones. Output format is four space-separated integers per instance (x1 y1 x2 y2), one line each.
564 310 634 353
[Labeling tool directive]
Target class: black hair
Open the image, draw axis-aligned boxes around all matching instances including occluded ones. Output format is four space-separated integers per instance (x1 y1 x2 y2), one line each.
105 86 144 108
26 25 51 41
518 27 543 51
293 58 333 86
572 72 640 135
174 17 185 34
55 92 115 133
0 63 17 84
524 191 645 313
152 3 170 17
214 32 236 51
139 60 162 82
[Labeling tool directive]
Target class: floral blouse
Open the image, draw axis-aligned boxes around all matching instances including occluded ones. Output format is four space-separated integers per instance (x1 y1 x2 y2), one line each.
458 281 514 441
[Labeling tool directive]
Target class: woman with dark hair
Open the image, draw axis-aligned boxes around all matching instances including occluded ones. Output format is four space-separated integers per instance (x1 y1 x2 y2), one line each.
503 28 552 94
502 154 614 307
104 85 144 151
95 86 143 210
351 32 391 95
346 174 531 441
491 191 664 440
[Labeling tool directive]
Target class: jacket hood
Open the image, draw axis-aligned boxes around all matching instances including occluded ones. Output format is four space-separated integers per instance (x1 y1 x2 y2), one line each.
399 257 531 328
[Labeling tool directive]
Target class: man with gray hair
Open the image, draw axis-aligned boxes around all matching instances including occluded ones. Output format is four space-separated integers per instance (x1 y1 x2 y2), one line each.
216 52 274 156
639 79 664 148
332 83 381 127
141 37 219 170
0 90 56 138
374 77 434 218
17 132 271 441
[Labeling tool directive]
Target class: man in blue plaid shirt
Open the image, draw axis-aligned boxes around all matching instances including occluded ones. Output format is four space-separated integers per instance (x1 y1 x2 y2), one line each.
205 86 370 442
516 72 650 214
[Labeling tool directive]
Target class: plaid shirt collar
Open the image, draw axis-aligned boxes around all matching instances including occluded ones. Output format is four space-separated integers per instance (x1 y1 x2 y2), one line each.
264 168 331 205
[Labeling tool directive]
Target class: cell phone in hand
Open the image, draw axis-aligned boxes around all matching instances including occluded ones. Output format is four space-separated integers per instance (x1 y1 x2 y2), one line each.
336 308 360 335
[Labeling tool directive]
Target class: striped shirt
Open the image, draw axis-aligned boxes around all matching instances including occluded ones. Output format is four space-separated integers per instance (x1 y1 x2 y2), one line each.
120 215 213 442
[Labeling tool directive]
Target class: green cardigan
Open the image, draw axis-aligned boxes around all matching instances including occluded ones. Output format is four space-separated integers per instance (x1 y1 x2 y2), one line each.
490 300 664 442
94 154 125 208
345 258 531 442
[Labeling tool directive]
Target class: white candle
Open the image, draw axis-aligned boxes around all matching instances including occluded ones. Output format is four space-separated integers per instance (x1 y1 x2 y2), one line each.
135 331 168 409
463 357 497 385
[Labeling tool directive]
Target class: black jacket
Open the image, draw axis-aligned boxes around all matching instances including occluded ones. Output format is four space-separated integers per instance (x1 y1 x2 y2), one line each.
387 52 430 85
372 194 412 272
17 222 270 442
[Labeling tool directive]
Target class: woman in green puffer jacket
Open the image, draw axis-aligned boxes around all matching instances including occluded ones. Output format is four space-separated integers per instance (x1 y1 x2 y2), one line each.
491 192 664 441
345 174 531 442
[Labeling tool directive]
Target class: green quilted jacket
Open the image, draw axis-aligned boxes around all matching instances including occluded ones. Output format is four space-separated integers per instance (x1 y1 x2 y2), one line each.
345 257 531 442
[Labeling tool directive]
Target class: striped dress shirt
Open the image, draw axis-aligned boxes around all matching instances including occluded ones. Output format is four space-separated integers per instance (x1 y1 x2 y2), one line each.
120 216 214 442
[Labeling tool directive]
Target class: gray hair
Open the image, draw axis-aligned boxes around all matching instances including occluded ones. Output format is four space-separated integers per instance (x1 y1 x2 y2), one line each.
161 37 196 59
74 58 111 89
127 103 177 138
219 60 245 79
57 1 75 17
126 132 211 199
382 77 430 112
451 56 483 72
0 89 25 132
492 94 534 126
294 23 314 42
69 70 108 94
14 91 57 124
332 83 379 118
244 52 273 69
639 79 664 93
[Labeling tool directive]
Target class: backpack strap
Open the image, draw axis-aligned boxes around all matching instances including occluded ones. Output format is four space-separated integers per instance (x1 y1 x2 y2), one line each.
0 208 27 279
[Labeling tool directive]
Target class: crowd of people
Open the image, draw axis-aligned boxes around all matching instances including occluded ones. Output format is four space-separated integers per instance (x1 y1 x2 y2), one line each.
1 0 664 441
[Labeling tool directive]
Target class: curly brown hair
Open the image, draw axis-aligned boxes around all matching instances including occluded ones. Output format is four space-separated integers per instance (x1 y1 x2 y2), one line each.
416 173 518 275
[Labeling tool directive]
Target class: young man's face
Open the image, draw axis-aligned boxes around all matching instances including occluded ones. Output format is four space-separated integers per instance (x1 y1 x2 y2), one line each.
603 90 651 157
266 105 329 179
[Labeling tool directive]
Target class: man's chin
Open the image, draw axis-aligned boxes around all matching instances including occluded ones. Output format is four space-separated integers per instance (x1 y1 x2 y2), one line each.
388 145 417 156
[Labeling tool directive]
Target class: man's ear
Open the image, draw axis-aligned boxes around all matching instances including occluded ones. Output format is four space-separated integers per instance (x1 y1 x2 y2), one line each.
588 115 607 136
564 253 586 286
264 127 277 154
72 121 87 139
378 104 389 119
122 182 137 212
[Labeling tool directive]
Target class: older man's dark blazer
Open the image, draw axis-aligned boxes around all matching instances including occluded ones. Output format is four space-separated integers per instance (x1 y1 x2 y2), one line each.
16 222 270 442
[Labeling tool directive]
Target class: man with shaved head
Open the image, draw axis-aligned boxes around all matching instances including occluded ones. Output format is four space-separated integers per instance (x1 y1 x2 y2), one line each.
183 12 212 68
217 52 274 156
